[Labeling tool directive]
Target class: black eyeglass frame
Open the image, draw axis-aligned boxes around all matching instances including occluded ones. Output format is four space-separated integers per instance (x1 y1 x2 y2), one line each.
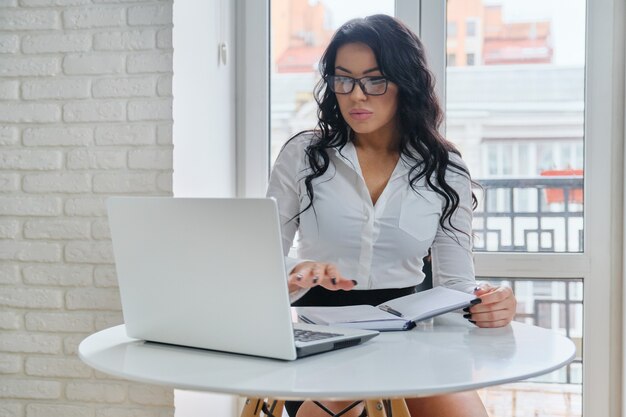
326 75 390 96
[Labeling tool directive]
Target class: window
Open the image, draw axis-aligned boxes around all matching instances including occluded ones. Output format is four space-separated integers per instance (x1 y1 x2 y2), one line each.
239 2 623 415
447 53 456 66
466 19 477 37
447 21 457 37
445 0 588 414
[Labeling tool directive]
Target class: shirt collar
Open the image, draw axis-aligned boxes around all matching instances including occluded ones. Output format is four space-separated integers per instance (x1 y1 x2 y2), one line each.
331 139 362 176
391 154 413 181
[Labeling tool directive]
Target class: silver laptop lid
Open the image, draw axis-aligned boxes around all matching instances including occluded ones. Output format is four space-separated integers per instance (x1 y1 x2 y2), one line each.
107 197 298 360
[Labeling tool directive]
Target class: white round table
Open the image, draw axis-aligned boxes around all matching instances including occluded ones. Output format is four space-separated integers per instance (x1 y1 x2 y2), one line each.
79 313 575 402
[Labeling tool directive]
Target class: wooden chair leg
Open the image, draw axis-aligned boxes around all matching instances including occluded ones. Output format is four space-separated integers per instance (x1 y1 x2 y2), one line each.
241 398 263 417
365 399 388 417
241 398 285 417
389 399 411 417
266 399 285 417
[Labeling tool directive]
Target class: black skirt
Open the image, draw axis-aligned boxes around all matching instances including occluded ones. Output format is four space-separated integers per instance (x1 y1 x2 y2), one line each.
291 285 417 307
285 285 417 417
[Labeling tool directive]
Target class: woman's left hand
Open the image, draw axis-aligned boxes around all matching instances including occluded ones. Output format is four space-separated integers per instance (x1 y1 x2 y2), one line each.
465 283 517 328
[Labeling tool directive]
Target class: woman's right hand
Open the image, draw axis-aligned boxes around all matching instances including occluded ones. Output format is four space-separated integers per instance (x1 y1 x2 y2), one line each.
288 261 357 293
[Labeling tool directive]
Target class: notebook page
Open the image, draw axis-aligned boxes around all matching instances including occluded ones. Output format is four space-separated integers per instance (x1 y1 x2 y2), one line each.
296 305 404 324
380 287 476 321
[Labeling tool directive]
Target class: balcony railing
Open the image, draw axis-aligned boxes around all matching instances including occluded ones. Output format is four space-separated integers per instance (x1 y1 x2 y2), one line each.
469 178 584 416
472 177 584 252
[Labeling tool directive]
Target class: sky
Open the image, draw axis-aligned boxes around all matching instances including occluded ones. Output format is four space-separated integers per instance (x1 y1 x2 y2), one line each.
320 0 586 66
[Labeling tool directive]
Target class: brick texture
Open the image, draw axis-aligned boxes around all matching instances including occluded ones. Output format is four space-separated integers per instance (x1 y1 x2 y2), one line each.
0 311 22 332
0 1 173 416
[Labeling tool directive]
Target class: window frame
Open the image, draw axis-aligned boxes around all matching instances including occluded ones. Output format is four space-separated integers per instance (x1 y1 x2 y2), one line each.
235 0 270 197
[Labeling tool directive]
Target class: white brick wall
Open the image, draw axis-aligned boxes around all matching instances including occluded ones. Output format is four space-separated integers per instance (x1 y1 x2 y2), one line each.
0 1 174 416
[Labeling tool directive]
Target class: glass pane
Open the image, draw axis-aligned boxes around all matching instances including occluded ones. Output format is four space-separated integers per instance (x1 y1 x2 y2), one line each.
476 277 583 417
270 0 394 166
446 0 586 253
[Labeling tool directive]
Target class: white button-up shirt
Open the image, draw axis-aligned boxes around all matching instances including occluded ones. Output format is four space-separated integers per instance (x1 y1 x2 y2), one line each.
267 133 476 301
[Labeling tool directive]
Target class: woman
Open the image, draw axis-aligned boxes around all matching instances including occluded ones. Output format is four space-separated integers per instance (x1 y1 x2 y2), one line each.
267 15 517 417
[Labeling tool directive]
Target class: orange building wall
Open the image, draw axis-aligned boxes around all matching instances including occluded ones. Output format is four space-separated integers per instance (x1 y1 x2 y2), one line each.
447 0 484 67
272 0 334 73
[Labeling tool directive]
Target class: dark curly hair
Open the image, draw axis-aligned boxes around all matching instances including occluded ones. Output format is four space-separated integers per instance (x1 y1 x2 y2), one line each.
288 14 477 237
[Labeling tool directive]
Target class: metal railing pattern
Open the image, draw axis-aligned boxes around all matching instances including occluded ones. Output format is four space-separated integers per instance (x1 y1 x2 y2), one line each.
473 177 583 252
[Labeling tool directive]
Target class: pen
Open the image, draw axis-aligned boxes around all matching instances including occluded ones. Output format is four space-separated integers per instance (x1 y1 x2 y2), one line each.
298 315 315 324
379 304 404 318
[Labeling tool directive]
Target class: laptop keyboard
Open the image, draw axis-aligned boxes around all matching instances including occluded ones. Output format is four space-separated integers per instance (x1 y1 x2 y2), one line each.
293 328 342 342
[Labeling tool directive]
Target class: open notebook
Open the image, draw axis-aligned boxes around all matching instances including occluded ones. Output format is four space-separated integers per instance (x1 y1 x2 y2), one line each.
296 286 479 331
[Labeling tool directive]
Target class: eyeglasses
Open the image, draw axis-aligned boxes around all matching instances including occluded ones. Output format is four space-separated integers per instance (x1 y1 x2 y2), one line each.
326 75 389 96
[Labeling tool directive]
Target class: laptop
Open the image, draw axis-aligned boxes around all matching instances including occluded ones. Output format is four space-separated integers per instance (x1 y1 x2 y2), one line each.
106 197 379 360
